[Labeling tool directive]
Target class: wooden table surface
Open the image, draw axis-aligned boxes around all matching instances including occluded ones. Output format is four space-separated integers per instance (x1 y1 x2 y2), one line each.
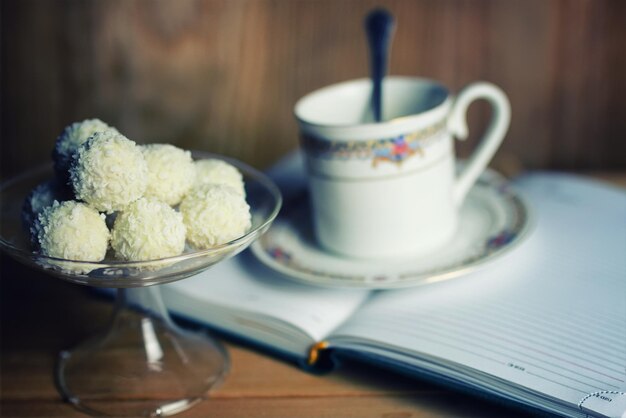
1 173 624 418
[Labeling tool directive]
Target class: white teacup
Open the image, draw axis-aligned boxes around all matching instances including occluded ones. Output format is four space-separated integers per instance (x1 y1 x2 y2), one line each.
294 76 510 259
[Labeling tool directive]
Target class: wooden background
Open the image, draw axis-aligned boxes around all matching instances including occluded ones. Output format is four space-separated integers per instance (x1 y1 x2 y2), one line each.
2 0 625 179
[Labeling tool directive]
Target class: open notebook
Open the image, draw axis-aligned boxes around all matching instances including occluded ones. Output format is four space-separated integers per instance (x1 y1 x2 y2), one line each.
163 153 626 418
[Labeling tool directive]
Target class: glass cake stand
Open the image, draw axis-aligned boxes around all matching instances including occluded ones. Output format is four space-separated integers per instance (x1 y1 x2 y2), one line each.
0 152 282 417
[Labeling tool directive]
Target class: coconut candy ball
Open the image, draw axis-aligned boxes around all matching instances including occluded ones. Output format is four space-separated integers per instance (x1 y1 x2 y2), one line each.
141 144 196 206
194 159 245 196
111 198 186 261
21 179 73 231
70 130 148 213
32 200 110 261
180 183 251 249
52 119 117 182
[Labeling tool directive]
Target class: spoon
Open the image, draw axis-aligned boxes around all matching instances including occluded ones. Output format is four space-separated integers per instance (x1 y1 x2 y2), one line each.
364 8 396 122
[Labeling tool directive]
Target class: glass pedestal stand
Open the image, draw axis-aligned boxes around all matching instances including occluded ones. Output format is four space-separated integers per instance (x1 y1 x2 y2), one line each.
56 286 229 417
0 152 282 417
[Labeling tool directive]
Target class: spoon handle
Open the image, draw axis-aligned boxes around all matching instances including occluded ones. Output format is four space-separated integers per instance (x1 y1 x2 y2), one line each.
365 8 396 122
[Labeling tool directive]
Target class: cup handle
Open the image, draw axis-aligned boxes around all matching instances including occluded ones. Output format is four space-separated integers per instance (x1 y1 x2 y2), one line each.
448 82 511 207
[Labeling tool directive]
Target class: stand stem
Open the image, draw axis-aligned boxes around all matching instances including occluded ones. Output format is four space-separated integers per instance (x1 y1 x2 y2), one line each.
56 284 229 417
118 286 176 327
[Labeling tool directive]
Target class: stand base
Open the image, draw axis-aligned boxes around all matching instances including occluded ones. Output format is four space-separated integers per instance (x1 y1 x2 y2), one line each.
56 309 229 417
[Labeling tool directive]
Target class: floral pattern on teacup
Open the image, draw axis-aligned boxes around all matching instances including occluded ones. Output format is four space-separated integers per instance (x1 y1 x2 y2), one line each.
371 136 423 167
301 120 446 168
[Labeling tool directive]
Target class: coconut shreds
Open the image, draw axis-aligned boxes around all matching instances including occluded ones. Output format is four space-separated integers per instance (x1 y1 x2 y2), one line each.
180 184 251 249
32 201 110 261
52 118 117 181
194 159 246 196
22 179 72 230
33 119 254 265
70 130 148 213
111 198 186 261
141 144 196 206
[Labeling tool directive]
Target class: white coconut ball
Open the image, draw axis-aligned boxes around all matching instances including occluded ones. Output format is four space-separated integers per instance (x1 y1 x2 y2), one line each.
53 118 117 181
141 144 195 206
32 201 110 261
111 198 186 261
194 159 245 196
22 179 72 230
69 130 148 213
180 184 251 249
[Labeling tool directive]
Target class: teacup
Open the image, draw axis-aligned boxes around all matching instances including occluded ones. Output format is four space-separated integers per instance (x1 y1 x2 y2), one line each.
294 76 510 259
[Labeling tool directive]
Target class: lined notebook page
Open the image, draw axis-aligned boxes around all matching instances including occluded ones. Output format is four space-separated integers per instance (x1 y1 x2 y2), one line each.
331 173 626 416
165 252 369 344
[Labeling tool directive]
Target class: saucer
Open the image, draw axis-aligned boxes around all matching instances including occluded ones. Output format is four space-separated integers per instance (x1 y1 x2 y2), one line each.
250 170 532 289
